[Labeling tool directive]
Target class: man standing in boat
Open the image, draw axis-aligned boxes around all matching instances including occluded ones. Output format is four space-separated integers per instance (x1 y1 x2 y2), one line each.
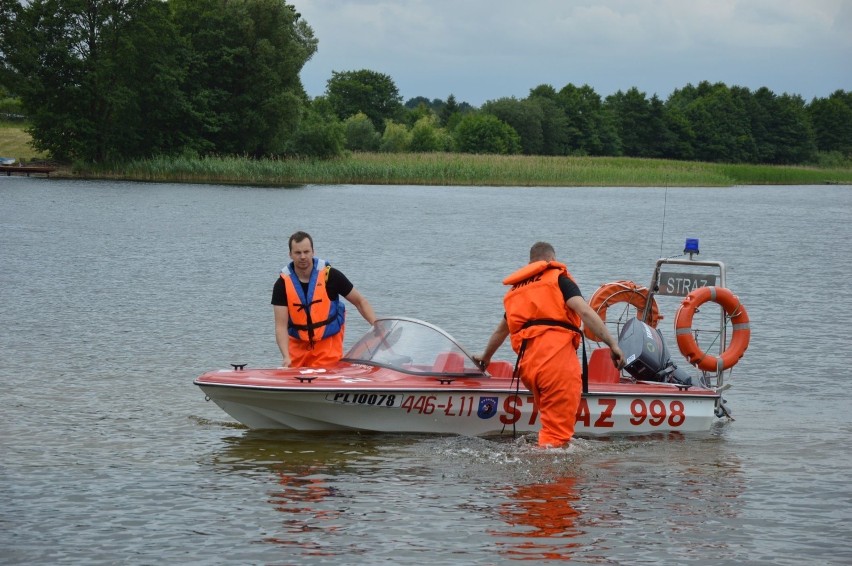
474 242 625 448
272 231 377 367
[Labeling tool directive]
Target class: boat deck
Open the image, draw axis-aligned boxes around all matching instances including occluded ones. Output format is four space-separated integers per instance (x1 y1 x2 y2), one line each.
196 364 717 398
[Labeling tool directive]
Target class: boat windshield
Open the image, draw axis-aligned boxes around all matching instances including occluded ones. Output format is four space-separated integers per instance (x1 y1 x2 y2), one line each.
343 317 485 376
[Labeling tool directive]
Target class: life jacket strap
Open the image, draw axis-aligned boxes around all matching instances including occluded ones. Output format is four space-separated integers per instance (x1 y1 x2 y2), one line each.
290 303 341 347
520 318 581 334
516 318 588 394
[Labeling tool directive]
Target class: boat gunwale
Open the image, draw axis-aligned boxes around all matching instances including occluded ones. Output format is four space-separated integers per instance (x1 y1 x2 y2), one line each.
193 379 721 398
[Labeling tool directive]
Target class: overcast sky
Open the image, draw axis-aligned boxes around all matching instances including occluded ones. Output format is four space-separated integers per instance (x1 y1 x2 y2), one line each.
287 0 852 107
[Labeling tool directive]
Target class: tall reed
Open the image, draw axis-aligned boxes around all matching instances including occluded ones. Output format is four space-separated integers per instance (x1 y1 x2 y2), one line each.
70 152 852 187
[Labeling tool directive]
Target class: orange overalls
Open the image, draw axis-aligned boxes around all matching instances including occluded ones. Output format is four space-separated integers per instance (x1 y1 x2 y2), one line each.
282 261 346 367
503 261 582 447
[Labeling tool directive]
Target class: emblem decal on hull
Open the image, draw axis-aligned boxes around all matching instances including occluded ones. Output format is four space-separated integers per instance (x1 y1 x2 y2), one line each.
477 396 498 419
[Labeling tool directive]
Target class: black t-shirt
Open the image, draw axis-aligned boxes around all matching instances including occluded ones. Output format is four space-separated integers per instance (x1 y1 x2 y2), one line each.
271 267 354 306
558 274 583 301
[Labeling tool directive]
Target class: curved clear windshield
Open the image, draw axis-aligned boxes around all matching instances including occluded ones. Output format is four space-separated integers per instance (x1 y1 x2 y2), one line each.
343 317 485 376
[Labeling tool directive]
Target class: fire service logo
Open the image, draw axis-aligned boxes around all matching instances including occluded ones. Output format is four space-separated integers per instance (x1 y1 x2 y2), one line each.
477 396 498 419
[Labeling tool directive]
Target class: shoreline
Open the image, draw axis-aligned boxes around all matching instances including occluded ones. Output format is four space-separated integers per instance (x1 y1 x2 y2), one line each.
62 153 852 187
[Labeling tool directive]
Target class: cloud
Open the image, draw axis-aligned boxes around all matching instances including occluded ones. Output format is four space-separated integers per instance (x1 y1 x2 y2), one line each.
290 0 852 105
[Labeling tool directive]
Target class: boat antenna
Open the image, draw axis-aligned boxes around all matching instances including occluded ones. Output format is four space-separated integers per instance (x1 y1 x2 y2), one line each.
659 177 669 258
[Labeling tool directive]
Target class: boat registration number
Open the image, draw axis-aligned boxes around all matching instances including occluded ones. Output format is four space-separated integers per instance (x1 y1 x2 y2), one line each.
326 392 403 408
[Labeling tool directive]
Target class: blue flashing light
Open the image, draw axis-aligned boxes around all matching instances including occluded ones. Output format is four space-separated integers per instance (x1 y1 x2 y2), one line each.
684 238 700 255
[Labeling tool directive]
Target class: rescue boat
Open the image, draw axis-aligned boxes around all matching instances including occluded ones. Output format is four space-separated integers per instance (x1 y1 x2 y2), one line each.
194 239 749 438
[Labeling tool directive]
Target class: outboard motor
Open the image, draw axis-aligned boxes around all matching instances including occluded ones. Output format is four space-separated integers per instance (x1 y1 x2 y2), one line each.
618 318 692 386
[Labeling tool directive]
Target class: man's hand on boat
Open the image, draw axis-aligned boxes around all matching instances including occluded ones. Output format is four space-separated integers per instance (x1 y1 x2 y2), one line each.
609 345 626 370
472 355 489 371
371 324 401 350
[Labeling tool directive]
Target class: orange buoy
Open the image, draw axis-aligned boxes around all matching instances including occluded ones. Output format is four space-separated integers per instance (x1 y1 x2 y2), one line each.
584 280 660 341
675 286 750 372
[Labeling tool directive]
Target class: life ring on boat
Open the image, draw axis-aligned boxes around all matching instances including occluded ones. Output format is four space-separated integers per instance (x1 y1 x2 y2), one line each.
584 280 661 341
675 286 750 372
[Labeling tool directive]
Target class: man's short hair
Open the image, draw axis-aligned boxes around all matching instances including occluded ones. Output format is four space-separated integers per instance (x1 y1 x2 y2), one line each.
288 231 313 251
529 241 556 262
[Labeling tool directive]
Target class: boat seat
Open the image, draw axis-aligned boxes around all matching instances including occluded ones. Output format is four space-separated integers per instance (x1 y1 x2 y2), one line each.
433 351 464 373
588 347 621 383
486 360 514 377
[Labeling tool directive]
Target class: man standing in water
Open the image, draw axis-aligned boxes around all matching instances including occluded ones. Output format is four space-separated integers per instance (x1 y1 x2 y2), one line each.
474 242 625 448
272 231 377 367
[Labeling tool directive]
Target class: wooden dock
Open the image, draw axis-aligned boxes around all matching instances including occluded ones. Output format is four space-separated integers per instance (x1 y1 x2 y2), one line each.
1 165 57 177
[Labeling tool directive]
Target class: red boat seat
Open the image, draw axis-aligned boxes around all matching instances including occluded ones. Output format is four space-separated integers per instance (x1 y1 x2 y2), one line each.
486 360 514 377
433 351 464 373
588 347 621 383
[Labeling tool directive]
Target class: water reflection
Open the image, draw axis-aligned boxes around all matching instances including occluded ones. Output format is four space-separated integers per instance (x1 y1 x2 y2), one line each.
480 435 748 562
491 474 583 561
205 431 416 557
264 466 346 554
209 430 384 470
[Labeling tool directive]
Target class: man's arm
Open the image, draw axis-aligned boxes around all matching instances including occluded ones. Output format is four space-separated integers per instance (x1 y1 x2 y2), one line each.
567 296 626 369
273 305 291 367
344 288 377 326
474 318 510 369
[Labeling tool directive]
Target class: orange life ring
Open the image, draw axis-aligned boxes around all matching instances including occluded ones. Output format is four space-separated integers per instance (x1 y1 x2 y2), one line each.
675 286 750 372
584 280 661 341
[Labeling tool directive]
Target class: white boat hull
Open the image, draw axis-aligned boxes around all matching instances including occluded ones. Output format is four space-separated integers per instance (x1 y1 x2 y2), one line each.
196 378 719 437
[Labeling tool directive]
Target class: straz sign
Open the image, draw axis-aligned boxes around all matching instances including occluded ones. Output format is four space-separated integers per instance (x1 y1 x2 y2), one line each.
657 271 717 297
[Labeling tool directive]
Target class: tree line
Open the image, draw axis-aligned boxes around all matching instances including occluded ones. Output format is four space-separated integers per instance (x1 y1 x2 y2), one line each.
1 0 850 165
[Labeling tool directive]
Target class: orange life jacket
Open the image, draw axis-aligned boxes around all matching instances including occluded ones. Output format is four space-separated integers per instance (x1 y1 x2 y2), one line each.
281 258 345 346
502 260 582 352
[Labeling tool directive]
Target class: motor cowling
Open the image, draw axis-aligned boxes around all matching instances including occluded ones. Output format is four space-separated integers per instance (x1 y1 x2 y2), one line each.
618 318 692 385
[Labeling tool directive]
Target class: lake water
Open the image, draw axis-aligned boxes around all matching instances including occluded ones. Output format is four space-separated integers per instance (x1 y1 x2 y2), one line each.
2 178 851 565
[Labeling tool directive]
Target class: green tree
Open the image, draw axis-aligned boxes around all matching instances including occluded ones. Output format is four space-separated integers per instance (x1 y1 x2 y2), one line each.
439 94 459 127
482 97 544 155
663 88 703 160
409 114 448 152
528 85 571 155
343 112 381 151
771 94 816 163
606 88 652 157
809 90 852 155
528 84 559 100
746 88 815 164
645 95 680 159
605 89 676 159
453 113 521 154
404 96 432 109
379 120 410 152
2 0 316 161
670 82 754 162
289 105 345 158
743 87 775 163
659 105 695 160
556 83 620 156
404 101 433 128
0 1 20 91
3 0 192 162
326 69 403 132
171 0 317 157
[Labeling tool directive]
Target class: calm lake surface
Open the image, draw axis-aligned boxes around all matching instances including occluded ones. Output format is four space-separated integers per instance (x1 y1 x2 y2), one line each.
2 178 851 565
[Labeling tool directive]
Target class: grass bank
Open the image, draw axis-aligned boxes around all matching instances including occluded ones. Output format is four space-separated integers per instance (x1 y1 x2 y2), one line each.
77 152 852 187
3 123 850 186
0 122 48 161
